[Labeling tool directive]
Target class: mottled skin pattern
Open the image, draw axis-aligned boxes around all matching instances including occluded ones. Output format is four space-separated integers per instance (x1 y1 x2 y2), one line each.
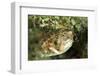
41 29 74 56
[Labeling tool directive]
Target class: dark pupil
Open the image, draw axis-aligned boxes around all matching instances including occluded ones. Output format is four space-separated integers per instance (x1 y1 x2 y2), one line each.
54 41 57 45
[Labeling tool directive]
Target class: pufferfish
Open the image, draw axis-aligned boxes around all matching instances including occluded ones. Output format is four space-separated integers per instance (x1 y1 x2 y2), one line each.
41 29 74 57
